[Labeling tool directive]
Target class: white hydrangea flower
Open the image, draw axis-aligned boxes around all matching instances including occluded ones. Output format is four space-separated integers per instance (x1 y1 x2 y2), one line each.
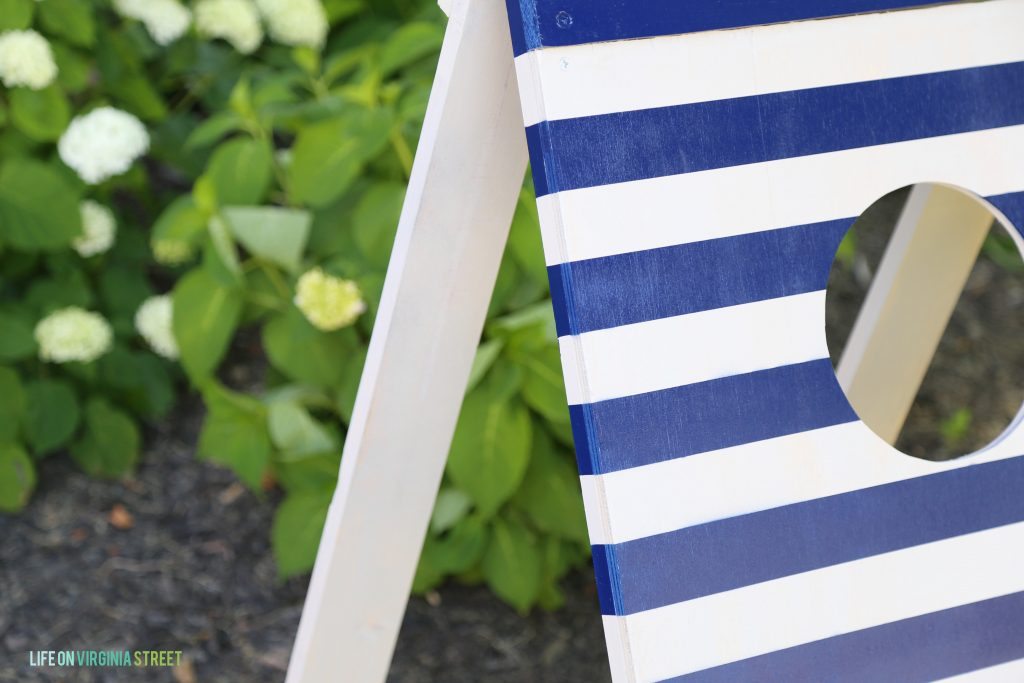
113 0 192 46
195 0 263 54
152 238 195 266
294 268 366 331
73 200 117 257
255 0 328 48
134 295 179 360
0 30 58 90
58 107 150 185
35 308 113 364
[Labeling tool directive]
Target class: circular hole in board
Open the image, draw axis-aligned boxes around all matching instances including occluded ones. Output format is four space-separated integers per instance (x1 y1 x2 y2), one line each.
826 183 1024 461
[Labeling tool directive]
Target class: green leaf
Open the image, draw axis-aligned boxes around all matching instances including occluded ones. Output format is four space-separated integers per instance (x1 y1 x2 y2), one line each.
334 344 367 423
414 515 490 593
9 85 71 142
38 0 95 47
323 0 364 23
0 0 33 30
98 347 174 420
206 214 243 283
202 137 273 206
481 517 542 614
0 159 81 252
379 22 443 76
466 339 504 394
0 312 36 361
52 42 92 93
352 182 403 269
537 537 575 610
23 379 79 456
267 400 337 461
263 307 357 387
152 196 208 248
172 267 244 380
433 515 489 573
489 300 557 339
411 539 446 593
288 109 392 207
941 407 974 446
99 267 153 318
222 206 312 273
70 398 140 477
430 486 473 534
0 367 26 441
507 184 548 289
272 488 333 578
26 268 94 313
199 384 271 490
446 384 532 518
185 111 244 150
513 433 589 544
0 443 35 512
515 344 569 424
95 29 167 120
275 451 340 493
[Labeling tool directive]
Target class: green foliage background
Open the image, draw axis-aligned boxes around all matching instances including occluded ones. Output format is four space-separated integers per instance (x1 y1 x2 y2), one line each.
0 0 589 612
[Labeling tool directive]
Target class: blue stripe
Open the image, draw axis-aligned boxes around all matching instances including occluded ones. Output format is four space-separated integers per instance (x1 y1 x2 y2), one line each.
597 454 1024 615
549 190 1024 337
523 123 550 198
590 544 620 617
991 191 1024 238
550 220 851 337
663 590 1024 682
568 403 598 476
507 0 943 56
527 61 1024 196
573 359 857 475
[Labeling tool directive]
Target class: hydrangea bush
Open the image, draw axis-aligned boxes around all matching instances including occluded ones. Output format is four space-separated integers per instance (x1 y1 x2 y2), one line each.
0 0 589 612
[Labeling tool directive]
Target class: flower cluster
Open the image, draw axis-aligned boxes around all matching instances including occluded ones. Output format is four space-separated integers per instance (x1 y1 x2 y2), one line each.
73 201 117 258
35 308 113 364
152 239 195 266
135 296 179 360
294 268 366 332
113 0 192 46
195 0 264 54
256 0 329 48
0 30 57 90
58 107 150 185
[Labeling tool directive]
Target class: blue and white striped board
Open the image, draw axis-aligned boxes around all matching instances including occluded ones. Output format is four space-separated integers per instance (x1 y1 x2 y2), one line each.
504 0 1024 680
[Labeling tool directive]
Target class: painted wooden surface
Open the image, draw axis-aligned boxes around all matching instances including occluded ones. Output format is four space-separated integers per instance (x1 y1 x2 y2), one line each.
505 0 1024 680
284 0 527 680
836 184 997 444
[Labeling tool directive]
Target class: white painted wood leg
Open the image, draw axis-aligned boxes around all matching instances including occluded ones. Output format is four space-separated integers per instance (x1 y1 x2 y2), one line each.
284 0 528 680
836 183 995 444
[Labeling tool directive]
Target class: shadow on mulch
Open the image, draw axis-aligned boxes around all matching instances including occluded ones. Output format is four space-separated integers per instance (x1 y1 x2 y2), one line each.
0 397 608 683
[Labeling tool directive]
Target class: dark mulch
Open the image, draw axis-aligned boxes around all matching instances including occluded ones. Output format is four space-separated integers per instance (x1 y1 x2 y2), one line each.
0 396 608 683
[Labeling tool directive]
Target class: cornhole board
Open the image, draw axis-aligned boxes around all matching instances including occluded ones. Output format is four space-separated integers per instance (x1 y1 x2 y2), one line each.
286 1 1024 681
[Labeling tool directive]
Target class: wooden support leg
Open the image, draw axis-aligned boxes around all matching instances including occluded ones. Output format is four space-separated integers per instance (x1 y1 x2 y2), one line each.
285 1 528 680
836 183 995 445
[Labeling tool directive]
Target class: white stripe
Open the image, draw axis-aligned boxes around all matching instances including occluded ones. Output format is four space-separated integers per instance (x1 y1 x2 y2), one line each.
540 125 1024 265
936 659 1024 682
515 0 1024 126
581 425 1024 545
560 292 827 405
610 522 1024 682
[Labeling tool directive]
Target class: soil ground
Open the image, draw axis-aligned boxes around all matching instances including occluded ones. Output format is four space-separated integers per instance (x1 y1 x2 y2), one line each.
0 396 610 683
